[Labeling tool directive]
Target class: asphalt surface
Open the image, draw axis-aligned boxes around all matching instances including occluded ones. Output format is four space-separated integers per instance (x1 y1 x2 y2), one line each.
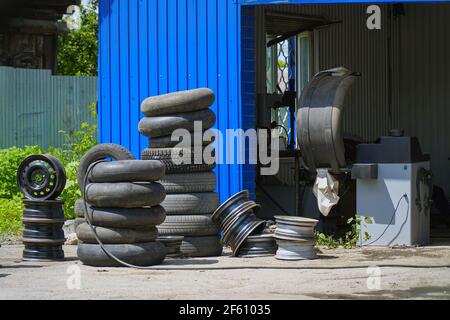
1 244 450 300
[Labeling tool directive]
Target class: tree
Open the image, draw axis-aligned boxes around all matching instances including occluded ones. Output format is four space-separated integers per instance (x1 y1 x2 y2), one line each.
57 0 98 76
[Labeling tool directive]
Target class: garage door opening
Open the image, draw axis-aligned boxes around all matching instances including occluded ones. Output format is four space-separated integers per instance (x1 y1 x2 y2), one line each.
240 3 450 241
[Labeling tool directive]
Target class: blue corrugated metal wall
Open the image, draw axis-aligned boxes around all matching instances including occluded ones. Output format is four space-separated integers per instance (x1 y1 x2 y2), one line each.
241 6 256 200
99 0 243 201
98 0 448 201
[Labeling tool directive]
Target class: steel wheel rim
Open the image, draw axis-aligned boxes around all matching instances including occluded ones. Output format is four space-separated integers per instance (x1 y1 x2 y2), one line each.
222 201 260 243
230 219 266 257
17 155 66 201
211 190 249 223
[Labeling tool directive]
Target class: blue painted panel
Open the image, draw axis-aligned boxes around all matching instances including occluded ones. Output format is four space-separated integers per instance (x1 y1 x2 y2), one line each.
240 6 256 200
98 0 245 202
129 0 141 157
138 0 149 152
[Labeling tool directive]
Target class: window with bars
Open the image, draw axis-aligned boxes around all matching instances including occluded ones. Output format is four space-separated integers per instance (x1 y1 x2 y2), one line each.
266 32 314 144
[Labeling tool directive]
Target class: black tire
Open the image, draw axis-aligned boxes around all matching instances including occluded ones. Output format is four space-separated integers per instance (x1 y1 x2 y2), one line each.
157 236 184 257
181 236 223 258
149 130 215 148
75 200 166 228
158 215 220 237
85 182 166 208
141 148 216 174
88 160 165 183
76 223 159 244
141 88 215 117
160 172 216 193
77 144 135 191
161 193 220 215
138 109 216 138
77 242 166 267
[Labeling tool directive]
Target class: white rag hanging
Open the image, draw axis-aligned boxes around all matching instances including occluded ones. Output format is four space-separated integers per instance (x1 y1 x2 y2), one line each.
313 169 340 217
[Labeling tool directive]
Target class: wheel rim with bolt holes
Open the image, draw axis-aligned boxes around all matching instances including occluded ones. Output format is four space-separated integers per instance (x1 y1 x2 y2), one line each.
17 155 66 201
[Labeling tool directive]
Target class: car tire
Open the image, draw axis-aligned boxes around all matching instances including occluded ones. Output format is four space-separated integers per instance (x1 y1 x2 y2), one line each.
88 160 165 183
141 148 216 174
181 236 223 258
138 109 216 138
77 144 135 191
77 242 166 267
161 193 219 215
76 223 159 244
141 88 215 117
158 215 220 237
75 200 166 228
149 130 215 148
85 182 166 208
160 172 216 193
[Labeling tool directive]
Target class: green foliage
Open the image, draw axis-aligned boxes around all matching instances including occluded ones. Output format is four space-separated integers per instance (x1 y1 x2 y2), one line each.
0 146 44 199
315 215 373 250
57 0 98 76
0 196 24 236
278 60 288 69
0 105 98 236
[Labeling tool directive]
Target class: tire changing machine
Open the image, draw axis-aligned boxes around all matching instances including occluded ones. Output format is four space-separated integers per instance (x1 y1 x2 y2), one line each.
297 67 432 247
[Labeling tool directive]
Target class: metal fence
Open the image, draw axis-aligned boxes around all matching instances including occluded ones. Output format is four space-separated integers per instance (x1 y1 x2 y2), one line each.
0 67 97 149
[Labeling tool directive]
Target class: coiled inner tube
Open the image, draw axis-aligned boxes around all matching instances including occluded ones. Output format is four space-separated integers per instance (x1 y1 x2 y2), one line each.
82 161 167 269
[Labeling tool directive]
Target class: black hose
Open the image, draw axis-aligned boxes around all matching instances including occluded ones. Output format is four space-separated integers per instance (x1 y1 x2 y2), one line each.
363 194 409 247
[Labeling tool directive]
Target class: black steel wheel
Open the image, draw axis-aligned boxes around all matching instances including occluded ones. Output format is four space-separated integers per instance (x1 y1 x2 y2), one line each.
211 190 250 225
17 154 66 201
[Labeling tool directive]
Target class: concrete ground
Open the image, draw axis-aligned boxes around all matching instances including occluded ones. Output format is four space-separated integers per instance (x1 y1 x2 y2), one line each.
1 244 450 300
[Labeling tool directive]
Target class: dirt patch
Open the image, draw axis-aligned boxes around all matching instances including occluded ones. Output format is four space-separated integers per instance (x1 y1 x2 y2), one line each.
0 235 21 245
361 248 444 261
303 286 450 300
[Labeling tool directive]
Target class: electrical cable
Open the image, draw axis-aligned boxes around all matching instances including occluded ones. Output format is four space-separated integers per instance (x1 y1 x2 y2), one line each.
82 160 163 269
362 194 410 247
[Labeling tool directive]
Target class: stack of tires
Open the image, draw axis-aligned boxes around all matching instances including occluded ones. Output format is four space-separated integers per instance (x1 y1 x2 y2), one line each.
139 88 223 258
75 144 168 267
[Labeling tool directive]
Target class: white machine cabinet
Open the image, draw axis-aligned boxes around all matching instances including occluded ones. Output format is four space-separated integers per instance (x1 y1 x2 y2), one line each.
352 135 433 247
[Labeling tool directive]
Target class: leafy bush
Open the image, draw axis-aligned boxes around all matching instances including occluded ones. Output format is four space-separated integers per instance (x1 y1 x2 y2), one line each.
0 146 44 199
315 215 373 249
0 196 24 236
57 0 98 76
0 105 97 236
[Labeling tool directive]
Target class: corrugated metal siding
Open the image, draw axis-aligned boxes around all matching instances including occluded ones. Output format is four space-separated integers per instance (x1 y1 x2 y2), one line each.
241 6 257 200
398 4 450 194
0 67 97 149
99 0 243 202
251 2 450 194
255 4 399 141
